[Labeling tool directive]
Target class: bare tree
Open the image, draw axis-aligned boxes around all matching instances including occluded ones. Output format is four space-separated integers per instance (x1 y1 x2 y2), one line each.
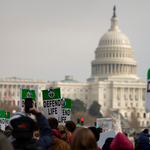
130 108 140 131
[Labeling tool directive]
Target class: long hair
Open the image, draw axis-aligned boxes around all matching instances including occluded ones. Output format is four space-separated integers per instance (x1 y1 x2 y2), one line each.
71 128 98 150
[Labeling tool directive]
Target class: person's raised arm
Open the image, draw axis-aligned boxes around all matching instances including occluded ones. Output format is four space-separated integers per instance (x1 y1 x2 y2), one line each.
29 107 53 150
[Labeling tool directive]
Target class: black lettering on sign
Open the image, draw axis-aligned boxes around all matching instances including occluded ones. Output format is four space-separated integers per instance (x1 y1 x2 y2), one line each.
22 100 25 107
45 100 61 108
43 101 47 108
0 119 5 124
57 100 61 106
100 124 109 128
147 81 150 92
58 116 67 123
62 109 71 116
47 101 49 107
48 107 58 115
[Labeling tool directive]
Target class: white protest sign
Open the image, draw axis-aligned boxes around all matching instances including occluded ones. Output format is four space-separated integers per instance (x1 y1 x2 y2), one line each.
59 98 71 126
96 118 112 129
0 124 5 131
0 118 5 131
42 88 61 119
97 130 116 148
145 69 150 113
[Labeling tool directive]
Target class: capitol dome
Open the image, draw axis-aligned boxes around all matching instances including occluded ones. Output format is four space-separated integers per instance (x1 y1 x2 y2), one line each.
99 31 131 46
87 6 140 82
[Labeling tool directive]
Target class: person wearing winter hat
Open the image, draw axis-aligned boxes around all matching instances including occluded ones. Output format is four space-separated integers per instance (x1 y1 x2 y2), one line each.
9 106 53 150
47 117 70 150
135 129 150 150
110 132 134 150
88 127 102 150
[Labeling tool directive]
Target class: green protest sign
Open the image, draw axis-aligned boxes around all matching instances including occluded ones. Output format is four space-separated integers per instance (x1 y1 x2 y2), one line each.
145 68 150 113
0 110 10 130
42 88 61 119
42 88 61 100
58 98 71 125
0 110 5 118
5 111 10 119
61 98 71 109
20 88 38 116
148 69 150 80
22 89 36 100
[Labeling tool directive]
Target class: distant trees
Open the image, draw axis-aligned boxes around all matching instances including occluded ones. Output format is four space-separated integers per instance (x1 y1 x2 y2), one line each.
71 99 86 114
88 101 103 118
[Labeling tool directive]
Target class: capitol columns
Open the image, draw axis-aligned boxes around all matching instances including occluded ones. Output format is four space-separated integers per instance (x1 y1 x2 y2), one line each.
107 64 109 74
133 88 135 101
111 64 113 74
114 64 116 74
118 64 120 74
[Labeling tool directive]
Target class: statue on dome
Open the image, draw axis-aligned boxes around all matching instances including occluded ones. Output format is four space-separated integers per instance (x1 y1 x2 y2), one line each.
113 6 117 18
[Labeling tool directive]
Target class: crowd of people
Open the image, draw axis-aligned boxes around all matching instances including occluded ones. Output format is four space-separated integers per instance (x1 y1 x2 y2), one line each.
0 107 150 150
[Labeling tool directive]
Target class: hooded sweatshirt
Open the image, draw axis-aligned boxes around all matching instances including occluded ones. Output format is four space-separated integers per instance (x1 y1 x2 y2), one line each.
138 129 150 144
110 132 133 150
51 129 70 150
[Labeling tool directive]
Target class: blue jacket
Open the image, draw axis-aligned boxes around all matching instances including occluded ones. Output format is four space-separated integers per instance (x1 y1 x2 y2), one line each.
36 113 53 150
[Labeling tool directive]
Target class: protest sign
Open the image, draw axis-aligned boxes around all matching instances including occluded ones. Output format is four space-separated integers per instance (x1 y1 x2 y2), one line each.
97 130 116 148
0 110 10 131
0 110 6 130
5 111 10 127
146 69 150 113
59 98 71 125
20 87 38 112
42 88 61 119
96 118 112 129
0 124 5 131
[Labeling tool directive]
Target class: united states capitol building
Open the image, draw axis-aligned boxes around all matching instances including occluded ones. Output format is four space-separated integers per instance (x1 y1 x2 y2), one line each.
0 8 148 127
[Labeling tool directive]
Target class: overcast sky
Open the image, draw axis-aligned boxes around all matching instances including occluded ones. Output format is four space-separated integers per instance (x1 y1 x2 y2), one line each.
0 0 149 82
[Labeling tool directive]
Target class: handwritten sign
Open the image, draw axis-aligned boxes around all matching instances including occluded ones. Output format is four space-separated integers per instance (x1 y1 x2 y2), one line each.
96 118 112 129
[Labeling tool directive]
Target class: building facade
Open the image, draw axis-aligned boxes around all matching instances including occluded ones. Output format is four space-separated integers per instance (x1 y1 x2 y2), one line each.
0 8 147 127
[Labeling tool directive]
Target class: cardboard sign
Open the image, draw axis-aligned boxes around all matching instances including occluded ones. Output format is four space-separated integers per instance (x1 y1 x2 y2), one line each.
96 118 112 129
97 130 116 148
59 98 71 125
146 69 150 113
42 88 61 119
20 88 38 112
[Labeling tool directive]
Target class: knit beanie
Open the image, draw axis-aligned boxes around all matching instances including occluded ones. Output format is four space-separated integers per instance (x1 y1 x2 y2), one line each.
110 132 134 150
138 129 150 144
88 127 100 141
